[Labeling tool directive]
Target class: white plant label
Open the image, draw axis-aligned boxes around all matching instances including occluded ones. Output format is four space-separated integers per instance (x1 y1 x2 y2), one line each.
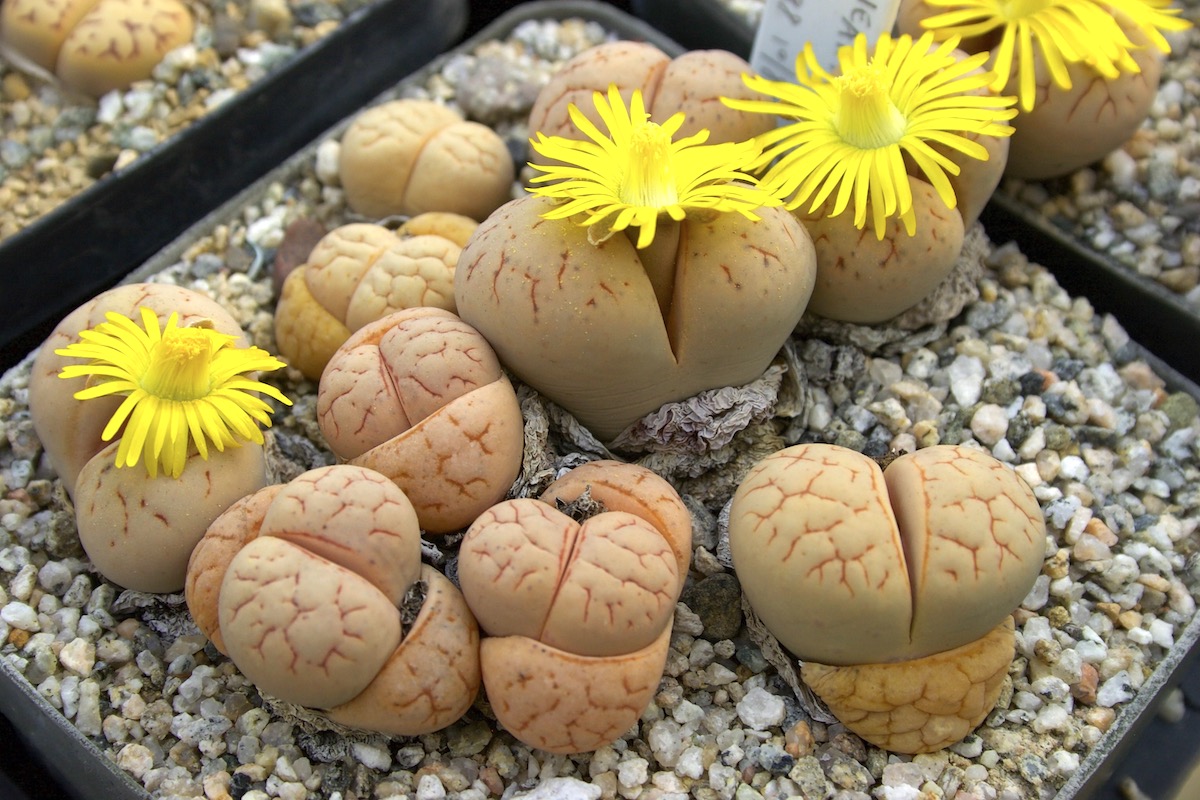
749 0 903 81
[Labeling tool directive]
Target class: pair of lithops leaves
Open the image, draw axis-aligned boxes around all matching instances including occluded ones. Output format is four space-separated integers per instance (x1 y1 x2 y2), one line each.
0 0 193 96
458 459 694 754
185 457 692 749
896 0 1167 179
456 41 819 444
729 443 1046 753
28 283 269 594
185 463 480 736
274 212 478 381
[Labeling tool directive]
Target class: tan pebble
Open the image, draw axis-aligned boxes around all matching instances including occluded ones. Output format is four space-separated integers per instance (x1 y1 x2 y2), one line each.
1118 610 1143 630
1139 574 1172 593
249 0 291 37
785 720 815 758
1118 361 1165 392
115 618 141 639
1044 548 1070 580
312 18 339 39
233 764 268 782
1045 606 1070 628
1095 602 1121 623
1073 663 1099 704
113 149 139 170
1083 706 1115 731
1160 266 1200 293
202 770 232 800
1011 607 1037 627
1084 518 1118 546
2 72 32 101
478 766 504 796
7 629 31 647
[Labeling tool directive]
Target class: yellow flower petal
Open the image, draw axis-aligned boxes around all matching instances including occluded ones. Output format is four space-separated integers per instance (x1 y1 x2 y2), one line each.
725 30 1017 238
920 0 1191 112
55 306 292 479
528 85 780 248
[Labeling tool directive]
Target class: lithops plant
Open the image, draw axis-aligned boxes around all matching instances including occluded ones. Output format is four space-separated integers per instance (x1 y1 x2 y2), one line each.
456 86 816 443
728 443 1046 753
527 40 777 151
338 98 514 222
725 32 1017 324
457 461 692 753
185 464 480 736
274 213 475 380
317 306 523 534
896 0 1191 179
28 283 289 592
0 0 193 96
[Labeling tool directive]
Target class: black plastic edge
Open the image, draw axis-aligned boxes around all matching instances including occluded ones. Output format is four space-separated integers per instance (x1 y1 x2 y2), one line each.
0 0 469 374
980 194 1200 387
630 0 754 57
5 3 1199 800
0 656 145 799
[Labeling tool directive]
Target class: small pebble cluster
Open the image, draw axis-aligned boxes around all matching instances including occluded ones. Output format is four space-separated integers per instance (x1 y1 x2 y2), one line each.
0 13 1199 800
0 0 373 240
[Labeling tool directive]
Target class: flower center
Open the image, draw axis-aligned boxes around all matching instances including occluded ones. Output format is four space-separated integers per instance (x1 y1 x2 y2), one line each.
619 122 679 209
833 65 908 150
1000 0 1050 20
143 327 216 401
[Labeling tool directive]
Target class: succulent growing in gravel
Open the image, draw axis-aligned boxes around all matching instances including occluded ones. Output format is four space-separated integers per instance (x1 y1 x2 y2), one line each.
185 464 480 736
316 306 524 534
729 443 1045 753
526 39 777 155
456 84 816 443
896 0 1192 178
28 283 288 592
725 31 1017 324
338 98 514 222
0 0 194 96
274 213 476 380
457 460 693 753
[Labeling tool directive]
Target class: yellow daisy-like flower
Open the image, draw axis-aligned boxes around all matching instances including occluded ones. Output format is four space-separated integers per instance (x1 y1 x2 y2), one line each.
919 0 1191 111
726 31 1017 239
527 85 780 249
56 307 292 479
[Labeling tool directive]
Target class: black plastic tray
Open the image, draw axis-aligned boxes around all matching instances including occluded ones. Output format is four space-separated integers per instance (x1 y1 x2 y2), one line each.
631 0 754 57
0 0 468 375
980 196 1200 387
3 2 1199 798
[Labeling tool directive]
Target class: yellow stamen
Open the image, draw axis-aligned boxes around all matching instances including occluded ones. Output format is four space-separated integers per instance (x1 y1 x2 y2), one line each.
143 327 216 401
621 124 679 209
528 86 779 249
834 66 907 150
56 306 292 478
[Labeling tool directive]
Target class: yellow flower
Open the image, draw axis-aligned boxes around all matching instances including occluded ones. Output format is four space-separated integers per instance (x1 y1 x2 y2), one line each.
56 307 292 479
725 32 1017 239
918 0 1191 111
527 85 780 249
